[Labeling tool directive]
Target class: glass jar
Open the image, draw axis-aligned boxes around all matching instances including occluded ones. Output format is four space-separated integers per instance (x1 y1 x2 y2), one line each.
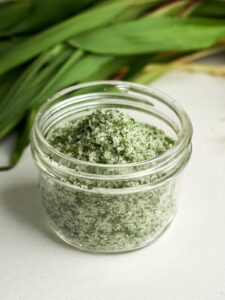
31 81 192 253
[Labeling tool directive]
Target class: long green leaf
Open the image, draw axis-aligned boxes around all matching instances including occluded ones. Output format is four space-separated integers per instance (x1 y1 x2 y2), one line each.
0 52 119 139
29 54 116 108
0 56 127 169
35 49 84 99
0 37 27 55
84 57 130 81
69 17 225 55
0 110 36 171
28 45 73 88
0 40 16 55
0 45 70 139
149 0 188 17
0 0 31 30
194 1 225 17
0 45 65 116
6 0 101 34
0 55 132 169
0 0 151 75
0 68 22 103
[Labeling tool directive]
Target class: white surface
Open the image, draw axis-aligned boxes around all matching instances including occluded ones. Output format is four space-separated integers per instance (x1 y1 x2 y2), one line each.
0 71 225 300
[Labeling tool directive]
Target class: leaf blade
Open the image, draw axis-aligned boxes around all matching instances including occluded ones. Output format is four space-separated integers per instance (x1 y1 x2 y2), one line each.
69 17 225 55
0 0 151 75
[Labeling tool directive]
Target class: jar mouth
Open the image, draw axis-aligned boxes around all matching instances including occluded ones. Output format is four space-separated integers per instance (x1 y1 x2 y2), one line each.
33 80 193 174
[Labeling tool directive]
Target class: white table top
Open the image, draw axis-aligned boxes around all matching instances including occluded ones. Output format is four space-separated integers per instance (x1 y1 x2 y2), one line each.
1 71 225 300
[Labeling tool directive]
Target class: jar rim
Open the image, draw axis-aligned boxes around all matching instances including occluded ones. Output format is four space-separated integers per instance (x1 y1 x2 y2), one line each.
33 80 193 171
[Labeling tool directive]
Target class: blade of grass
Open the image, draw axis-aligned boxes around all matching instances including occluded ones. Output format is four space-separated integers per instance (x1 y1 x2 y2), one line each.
10 109 36 168
0 45 71 138
0 37 27 54
29 54 116 109
0 67 23 103
38 55 116 97
34 49 84 100
0 53 118 139
0 81 46 140
84 57 131 81
0 40 17 55
7 0 101 34
0 44 65 114
0 56 132 170
0 109 36 171
0 0 31 30
0 0 152 75
28 45 73 88
70 16 225 55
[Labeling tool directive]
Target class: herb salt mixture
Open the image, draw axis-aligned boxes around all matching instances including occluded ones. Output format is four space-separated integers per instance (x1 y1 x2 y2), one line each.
49 109 174 164
41 109 176 251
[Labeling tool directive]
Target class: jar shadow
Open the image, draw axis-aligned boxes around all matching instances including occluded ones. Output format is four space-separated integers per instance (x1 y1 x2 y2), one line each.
1 181 72 249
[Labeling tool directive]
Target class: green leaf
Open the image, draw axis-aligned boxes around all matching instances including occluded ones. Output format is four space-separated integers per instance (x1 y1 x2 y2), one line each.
84 57 130 81
30 54 116 108
0 68 22 103
125 55 154 79
7 0 101 34
0 110 36 171
0 0 150 75
149 0 188 17
0 37 27 55
0 51 121 139
194 1 225 17
0 0 31 31
0 45 69 139
34 49 84 99
0 45 65 116
11 110 36 166
69 17 225 55
0 40 15 55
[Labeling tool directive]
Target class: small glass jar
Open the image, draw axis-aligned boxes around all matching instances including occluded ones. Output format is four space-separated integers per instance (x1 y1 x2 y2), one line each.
31 81 192 253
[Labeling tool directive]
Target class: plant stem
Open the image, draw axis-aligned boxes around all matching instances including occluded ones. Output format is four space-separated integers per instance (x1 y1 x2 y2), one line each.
133 44 225 84
169 63 225 76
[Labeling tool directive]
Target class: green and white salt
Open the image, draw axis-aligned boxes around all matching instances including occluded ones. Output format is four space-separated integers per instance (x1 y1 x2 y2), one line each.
49 109 174 164
41 109 176 251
